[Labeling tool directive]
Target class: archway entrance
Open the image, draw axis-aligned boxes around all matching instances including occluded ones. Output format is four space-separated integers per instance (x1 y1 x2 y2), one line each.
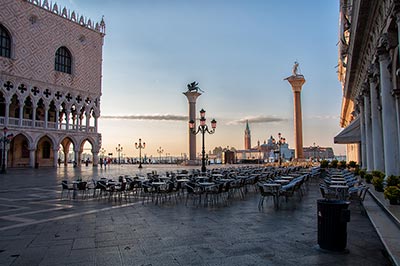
9 133 31 167
36 136 54 167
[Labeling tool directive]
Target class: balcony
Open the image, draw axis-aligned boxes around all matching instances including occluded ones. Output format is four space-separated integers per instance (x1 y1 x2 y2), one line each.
0 116 96 133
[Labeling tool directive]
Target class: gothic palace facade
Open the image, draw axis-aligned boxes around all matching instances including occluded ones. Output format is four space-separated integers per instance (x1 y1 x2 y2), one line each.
0 0 105 168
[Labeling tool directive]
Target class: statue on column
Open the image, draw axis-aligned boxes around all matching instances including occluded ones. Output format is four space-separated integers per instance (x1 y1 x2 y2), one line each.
187 81 204 93
292 61 300 76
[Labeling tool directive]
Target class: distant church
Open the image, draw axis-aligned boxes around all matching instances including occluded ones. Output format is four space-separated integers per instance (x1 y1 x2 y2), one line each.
0 0 105 168
237 121 334 162
244 120 251 150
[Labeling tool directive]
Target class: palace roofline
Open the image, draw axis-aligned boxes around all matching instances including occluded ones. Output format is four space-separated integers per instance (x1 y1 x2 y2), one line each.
25 0 106 35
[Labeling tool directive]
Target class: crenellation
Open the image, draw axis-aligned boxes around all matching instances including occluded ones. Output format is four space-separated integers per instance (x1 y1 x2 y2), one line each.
25 0 106 34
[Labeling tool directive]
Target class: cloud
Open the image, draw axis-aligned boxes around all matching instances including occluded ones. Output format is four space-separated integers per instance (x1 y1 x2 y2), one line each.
227 116 287 125
307 115 340 120
100 114 187 121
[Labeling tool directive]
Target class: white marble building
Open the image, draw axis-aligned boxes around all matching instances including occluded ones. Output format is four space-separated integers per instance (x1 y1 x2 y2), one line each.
0 0 105 168
334 0 400 176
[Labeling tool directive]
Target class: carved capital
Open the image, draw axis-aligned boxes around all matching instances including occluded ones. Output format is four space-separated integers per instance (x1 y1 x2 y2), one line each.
377 33 397 59
356 95 364 105
394 0 400 22
367 63 380 83
392 88 400 97
377 34 390 57
361 82 370 97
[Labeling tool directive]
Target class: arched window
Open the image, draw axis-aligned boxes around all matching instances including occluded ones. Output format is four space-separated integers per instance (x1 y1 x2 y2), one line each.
55 46 72 74
0 24 11 58
42 141 51 159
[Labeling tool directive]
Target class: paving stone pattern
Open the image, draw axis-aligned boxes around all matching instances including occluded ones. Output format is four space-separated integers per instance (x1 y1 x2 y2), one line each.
0 166 393 265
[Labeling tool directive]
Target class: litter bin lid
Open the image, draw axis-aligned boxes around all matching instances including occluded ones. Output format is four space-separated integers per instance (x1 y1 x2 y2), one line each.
317 199 350 205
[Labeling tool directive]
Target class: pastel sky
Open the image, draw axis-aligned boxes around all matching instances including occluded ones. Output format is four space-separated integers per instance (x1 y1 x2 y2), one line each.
56 0 344 158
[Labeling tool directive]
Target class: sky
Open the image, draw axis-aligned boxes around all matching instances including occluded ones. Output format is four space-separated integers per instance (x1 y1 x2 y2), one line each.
56 0 344 158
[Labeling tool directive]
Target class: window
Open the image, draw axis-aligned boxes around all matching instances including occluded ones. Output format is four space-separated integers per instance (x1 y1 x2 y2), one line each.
55 46 72 74
0 24 11 58
42 141 51 159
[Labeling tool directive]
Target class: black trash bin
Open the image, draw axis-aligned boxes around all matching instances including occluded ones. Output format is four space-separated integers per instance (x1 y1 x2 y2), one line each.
35 162 39 169
317 199 350 251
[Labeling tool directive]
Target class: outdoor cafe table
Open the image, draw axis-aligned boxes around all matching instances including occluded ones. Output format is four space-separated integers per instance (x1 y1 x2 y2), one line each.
176 179 190 182
331 177 346 181
197 182 215 187
280 176 295 180
330 180 347 184
274 179 290 184
262 183 281 209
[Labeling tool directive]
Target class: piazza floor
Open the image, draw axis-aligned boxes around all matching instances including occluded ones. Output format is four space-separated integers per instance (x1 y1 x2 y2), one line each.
0 165 392 266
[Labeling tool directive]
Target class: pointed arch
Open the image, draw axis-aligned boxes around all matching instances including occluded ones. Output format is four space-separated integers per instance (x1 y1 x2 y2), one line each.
9 133 32 167
36 135 56 167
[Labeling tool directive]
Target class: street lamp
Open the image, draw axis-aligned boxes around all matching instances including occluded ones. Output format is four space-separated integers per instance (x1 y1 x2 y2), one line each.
157 147 164 164
135 138 145 168
189 109 217 173
311 142 320 162
0 127 14 174
257 140 261 165
115 144 123 165
272 133 286 166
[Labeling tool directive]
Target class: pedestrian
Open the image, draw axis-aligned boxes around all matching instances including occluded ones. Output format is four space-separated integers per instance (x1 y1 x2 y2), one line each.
99 158 103 169
57 157 61 167
104 158 107 169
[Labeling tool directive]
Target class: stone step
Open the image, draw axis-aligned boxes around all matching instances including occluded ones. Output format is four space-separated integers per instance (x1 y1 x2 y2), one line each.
363 187 400 266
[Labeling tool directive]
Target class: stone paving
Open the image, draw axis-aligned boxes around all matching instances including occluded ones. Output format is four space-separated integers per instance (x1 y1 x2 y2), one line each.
0 165 393 265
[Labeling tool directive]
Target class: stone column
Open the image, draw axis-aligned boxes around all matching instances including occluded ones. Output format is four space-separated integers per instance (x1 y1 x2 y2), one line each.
5 99 10 126
183 91 201 163
94 115 99 133
29 149 35 168
55 109 59 129
358 97 367 169
285 75 305 159
86 111 90 132
18 104 23 126
53 148 59 167
395 89 400 161
65 111 70 130
377 34 400 176
92 149 99 167
74 148 80 167
362 83 374 171
368 65 385 172
44 106 49 129
32 106 36 128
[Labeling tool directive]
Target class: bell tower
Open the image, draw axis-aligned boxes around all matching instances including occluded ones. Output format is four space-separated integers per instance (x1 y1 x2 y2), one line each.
244 120 251 150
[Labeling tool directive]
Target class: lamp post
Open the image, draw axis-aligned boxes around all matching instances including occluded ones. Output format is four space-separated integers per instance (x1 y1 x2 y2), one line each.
0 127 14 174
272 133 286 166
100 147 106 159
189 109 217 173
135 138 145 168
157 147 164 164
311 142 319 162
115 144 123 165
257 140 261 165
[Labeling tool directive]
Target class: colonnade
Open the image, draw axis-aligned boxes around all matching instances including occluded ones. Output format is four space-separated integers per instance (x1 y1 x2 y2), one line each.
357 33 400 176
